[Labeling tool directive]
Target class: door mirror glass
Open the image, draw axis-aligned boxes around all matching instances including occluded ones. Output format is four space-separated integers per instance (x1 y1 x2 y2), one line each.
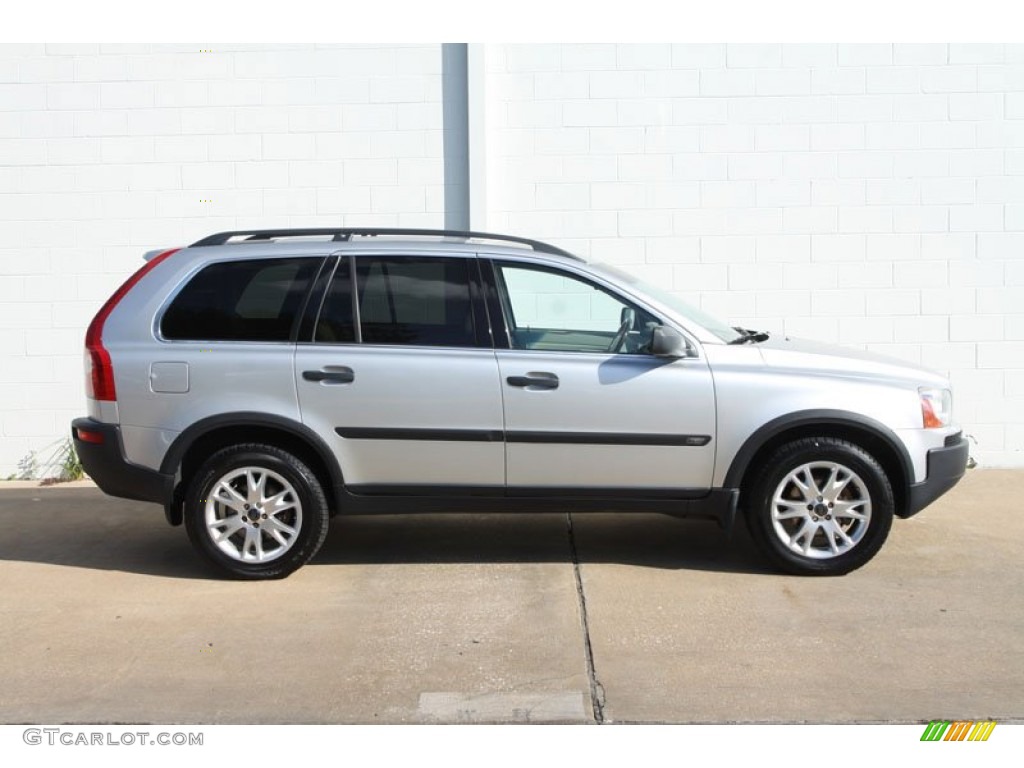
650 325 689 358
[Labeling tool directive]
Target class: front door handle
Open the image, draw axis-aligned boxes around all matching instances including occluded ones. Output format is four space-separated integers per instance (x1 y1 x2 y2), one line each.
302 366 355 384
506 372 559 390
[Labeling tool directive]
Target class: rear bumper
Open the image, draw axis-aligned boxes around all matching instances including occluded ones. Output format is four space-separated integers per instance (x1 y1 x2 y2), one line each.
71 418 173 506
904 435 970 518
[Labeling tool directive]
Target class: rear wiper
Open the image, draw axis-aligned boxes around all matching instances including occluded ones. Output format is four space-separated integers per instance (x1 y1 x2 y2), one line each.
729 327 771 344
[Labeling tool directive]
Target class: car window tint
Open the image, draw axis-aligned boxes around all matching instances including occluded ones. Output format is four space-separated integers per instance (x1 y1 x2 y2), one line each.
314 258 356 343
495 262 658 354
356 257 476 347
161 258 318 342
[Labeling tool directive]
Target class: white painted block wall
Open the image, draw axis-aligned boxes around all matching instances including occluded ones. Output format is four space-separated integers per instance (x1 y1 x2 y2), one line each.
0 43 447 476
1 43 1022 474
484 44 1024 467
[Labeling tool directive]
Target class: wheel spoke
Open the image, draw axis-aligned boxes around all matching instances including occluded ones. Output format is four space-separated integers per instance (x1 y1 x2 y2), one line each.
263 515 297 538
832 500 868 520
790 467 816 500
788 520 815 553
262 489 296 517
824 472 853 502
210 515 245 542
246 470 267 505
242 526 264 560
212 484 247 513
825 524 840 554
775 509 807 521
832 521 854 546
801 525 816 555
773 500 808 521
266 526 289 546
822 465 839 499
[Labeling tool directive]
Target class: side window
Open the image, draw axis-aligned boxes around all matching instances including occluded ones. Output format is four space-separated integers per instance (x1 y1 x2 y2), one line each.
314 259 356 343
161 258 318 342
494 262 658 354
315 256 477 347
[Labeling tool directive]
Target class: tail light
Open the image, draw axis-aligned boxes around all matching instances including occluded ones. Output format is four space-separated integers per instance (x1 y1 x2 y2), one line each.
84 248 179 401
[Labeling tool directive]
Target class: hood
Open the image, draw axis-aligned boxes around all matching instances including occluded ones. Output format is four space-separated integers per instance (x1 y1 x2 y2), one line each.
755 335 950 388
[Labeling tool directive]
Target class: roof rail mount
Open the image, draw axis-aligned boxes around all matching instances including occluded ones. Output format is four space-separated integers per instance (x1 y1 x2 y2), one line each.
189 228 578 260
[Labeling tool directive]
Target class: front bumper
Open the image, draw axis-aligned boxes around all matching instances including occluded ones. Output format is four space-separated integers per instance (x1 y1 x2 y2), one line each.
904 434 970 518
71 418 174 506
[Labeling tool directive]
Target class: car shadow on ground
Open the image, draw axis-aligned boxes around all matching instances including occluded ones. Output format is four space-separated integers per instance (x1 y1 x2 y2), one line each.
319 511 770 575
0 488 771 579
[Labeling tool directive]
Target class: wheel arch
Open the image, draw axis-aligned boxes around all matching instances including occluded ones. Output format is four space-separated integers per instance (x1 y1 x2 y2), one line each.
724 410 913 518
161 412 344 525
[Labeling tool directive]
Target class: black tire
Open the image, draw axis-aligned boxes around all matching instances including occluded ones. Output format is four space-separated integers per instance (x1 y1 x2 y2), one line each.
744 437 894 576
184 443 330 579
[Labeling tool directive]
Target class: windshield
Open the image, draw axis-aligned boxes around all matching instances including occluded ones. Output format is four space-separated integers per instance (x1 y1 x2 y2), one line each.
592 263 743 343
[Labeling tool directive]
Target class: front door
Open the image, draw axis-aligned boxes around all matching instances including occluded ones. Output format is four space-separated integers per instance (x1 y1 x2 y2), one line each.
489 259 716 493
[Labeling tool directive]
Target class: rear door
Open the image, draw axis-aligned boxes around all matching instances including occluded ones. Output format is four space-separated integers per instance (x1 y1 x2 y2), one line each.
295 253 505 490
487 259 716 493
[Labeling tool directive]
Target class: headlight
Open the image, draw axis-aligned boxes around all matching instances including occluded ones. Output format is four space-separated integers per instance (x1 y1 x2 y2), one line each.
919 387 952 429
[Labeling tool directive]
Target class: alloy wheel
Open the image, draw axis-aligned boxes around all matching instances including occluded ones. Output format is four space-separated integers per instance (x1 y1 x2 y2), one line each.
203 467 304 563
770 461 872 560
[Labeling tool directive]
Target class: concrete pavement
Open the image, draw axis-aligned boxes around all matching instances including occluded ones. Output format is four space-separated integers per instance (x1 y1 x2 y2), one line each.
0 470 1020 724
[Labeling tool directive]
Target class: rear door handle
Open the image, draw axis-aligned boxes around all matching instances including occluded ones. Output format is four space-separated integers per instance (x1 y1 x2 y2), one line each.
302 366 355 385
506 372 559 390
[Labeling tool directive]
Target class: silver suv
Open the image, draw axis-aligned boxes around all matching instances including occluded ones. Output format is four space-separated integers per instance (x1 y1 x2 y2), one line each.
72 228 968 579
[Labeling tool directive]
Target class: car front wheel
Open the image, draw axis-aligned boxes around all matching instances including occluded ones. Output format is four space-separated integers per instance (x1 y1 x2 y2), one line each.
745 437 895 576
184 443 330 579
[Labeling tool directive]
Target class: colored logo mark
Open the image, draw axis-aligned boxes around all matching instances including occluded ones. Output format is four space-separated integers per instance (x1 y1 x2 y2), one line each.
920 720 996 742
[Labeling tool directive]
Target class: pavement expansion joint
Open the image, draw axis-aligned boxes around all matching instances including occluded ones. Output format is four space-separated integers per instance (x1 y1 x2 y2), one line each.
566 511 606 724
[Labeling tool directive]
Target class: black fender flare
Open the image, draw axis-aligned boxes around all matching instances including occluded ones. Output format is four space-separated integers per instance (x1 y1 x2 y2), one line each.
160 412 344 524
723 409 914 503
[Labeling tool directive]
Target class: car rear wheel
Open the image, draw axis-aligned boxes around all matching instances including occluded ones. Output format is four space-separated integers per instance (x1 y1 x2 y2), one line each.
745 437 894 576
184 444 330 579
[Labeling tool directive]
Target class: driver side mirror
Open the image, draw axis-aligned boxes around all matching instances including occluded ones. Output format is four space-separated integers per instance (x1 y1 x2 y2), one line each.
650 325 690 358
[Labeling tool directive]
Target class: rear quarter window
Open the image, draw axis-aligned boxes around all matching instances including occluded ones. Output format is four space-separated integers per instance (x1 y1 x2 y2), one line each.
161 258 319 342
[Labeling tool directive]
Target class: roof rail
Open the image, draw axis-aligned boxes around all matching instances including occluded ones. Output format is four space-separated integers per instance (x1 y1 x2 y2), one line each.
189 228 580 260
